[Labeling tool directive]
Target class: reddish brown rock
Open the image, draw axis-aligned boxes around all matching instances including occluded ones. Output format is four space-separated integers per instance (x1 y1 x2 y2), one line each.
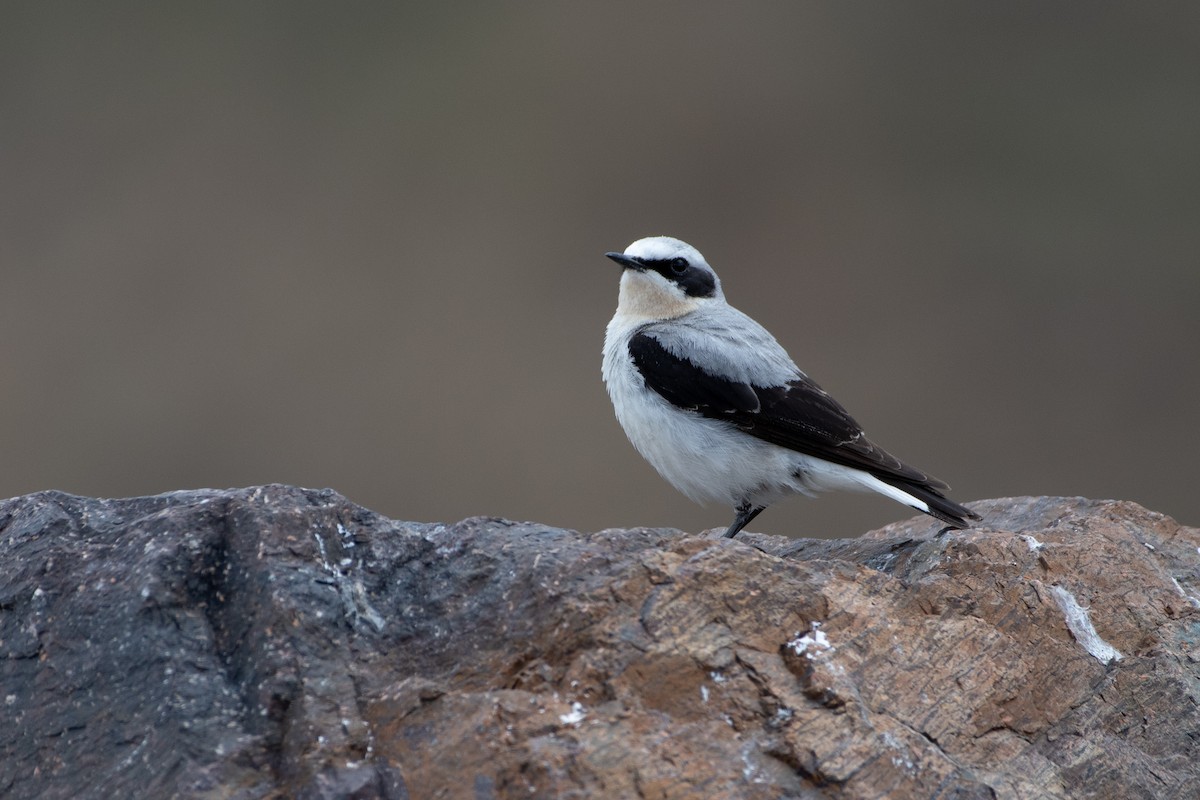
1 488 1196 798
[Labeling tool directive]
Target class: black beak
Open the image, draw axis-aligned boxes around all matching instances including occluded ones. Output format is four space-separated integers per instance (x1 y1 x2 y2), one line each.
605 252 644 271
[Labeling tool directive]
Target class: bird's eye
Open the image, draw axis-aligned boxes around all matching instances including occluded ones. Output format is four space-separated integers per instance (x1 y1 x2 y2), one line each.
670 258 688 274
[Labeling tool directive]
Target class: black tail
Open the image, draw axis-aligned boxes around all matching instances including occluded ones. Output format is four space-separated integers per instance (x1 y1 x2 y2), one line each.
887 479 981 530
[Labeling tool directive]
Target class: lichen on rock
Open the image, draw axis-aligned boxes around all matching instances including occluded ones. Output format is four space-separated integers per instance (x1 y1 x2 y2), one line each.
1 487 1196 799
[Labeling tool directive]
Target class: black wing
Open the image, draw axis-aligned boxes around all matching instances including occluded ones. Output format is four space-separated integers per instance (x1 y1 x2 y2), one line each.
628 332 979 526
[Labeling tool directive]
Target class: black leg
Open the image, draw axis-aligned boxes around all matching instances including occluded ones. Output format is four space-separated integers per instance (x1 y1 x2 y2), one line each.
723 502 766 539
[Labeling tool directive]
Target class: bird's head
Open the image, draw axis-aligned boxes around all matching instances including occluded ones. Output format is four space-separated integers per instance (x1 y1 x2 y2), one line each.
605 236 724 321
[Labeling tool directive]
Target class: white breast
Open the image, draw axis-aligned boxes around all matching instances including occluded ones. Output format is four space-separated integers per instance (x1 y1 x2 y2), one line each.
602 313 802 508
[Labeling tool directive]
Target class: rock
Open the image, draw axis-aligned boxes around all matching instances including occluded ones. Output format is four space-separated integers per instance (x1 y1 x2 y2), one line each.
1 487 1197 799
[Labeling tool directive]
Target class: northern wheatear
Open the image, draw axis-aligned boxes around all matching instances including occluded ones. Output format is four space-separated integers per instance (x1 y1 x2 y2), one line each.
601 236 979 538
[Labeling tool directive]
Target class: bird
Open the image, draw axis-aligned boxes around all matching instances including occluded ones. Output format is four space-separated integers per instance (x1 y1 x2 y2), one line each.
600 235 980 539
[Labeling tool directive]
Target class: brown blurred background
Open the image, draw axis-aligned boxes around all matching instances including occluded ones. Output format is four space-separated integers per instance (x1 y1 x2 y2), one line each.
2 4 1198 538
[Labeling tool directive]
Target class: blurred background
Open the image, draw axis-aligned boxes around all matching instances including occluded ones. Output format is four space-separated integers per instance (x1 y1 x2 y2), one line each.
2 4 1198 538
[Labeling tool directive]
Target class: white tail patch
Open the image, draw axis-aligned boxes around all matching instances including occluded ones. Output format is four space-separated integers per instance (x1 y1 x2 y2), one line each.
854 471 931 514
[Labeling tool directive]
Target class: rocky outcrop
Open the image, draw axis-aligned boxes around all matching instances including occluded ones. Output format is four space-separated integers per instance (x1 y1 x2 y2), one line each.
1 486 1197 799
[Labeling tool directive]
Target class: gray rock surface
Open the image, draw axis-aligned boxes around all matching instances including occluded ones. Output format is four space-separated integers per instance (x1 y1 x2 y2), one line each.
1 486 1197 799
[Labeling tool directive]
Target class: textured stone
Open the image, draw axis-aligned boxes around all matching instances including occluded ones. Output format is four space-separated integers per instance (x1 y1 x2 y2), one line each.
1 487 1196 799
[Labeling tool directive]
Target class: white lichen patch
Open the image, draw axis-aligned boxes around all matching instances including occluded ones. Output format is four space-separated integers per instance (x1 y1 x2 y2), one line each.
740 741 768 785
312 530 331 571
1049 585 1122 664
1019 534 1045 552
787 621 832 657
559 701 586 726
1169 576 1200 609
882 731 915 773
